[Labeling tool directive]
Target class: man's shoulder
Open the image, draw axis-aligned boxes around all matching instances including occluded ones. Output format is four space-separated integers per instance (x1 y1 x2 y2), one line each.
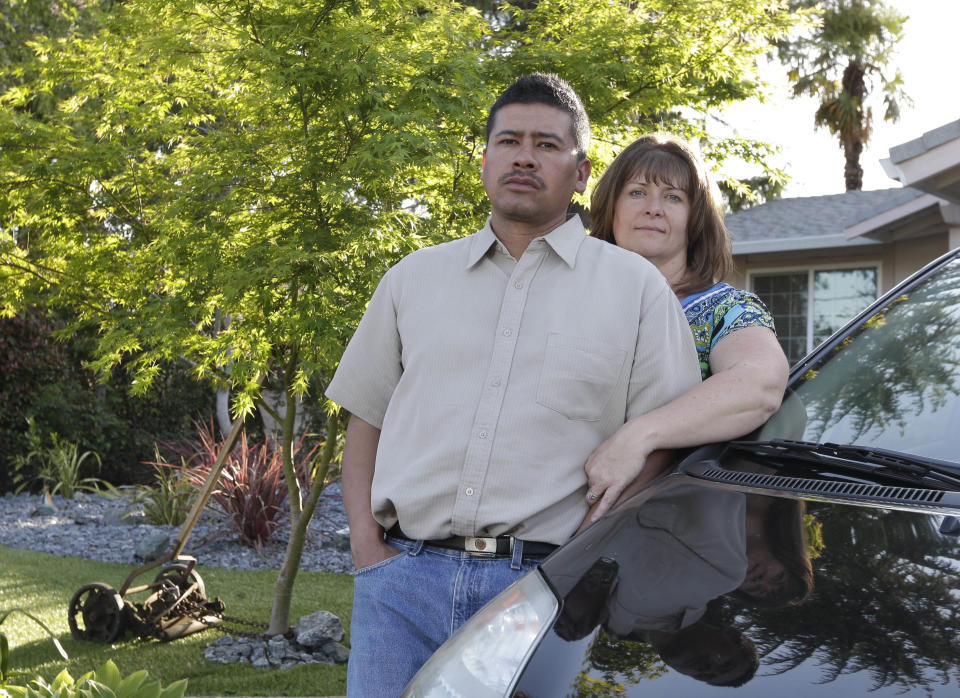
391 234 474 272
578 236 668 283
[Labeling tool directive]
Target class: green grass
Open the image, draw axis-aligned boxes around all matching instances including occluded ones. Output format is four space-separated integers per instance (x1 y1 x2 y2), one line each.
1 544 352 696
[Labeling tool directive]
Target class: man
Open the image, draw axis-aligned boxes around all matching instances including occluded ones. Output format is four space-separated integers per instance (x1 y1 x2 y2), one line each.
326 72 701 696
649 621 760 687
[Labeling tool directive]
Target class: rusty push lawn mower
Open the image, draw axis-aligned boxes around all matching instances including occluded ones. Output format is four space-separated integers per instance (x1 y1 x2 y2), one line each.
68 416 257 643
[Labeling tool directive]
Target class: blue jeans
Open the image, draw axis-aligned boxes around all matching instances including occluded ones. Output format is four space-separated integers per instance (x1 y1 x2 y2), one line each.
346 536 542 697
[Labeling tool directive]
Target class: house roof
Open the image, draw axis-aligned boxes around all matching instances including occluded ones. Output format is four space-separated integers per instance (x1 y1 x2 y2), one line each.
882 118 960 204
727 187 926 254
888 119 960 164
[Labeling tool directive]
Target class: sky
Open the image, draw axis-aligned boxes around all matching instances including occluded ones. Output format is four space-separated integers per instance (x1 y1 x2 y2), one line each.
716 1 960 198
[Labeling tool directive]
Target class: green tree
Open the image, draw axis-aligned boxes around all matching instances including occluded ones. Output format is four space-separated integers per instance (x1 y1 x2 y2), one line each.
1 1 100 80
719 174 787 213
777 0 908 191
1 0 800 634
736 506 960 693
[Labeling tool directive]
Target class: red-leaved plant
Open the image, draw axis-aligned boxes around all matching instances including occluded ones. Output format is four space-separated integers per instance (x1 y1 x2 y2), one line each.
148 418 319 552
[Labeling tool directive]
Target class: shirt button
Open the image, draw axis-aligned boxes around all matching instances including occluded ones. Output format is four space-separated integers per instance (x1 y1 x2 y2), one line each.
514 281 524 289
465 487 475 496
502 328 512 337
491 377 502 387
478 430 488 439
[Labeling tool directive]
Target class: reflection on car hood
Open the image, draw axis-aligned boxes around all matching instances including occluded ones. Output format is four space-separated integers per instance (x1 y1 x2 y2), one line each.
517 472 960 696
764 254 960 467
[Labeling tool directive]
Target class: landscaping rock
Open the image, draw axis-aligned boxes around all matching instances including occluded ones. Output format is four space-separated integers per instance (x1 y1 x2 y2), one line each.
266 634 288 662
332 526 351 551
135 532 171 560
295 610 345 647
101 503 146 526
321 641 351 664
250 645 270 668
202 617 350 669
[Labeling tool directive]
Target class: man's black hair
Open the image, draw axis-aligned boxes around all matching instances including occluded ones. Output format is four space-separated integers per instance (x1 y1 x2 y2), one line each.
707 629 760 688
486 72 590 160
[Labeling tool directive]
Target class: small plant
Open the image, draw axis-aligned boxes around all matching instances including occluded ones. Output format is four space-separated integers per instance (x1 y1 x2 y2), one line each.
3 659 187 698
131 460 193 526
0 608 68 692
12 418 106 499
150 419 319 551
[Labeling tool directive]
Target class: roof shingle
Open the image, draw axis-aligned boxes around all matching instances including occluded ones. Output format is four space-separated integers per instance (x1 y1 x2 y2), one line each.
726 188 925 242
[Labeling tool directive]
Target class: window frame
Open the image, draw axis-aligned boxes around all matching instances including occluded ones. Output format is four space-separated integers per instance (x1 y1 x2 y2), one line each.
747 261 883 361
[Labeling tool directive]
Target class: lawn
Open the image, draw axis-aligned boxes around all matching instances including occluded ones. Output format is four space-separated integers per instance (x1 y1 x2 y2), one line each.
1 544 352 697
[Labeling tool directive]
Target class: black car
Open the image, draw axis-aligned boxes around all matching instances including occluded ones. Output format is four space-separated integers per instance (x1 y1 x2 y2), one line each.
402 246 960 697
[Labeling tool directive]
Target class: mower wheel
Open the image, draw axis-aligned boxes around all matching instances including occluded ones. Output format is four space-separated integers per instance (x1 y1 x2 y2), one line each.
154 563 206 599
68 583 125 642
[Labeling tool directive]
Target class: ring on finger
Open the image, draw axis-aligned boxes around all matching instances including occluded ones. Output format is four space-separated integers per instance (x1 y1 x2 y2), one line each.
587 491 600 501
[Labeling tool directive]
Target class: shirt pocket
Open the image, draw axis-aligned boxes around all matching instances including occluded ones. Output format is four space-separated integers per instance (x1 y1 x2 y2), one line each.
537 332 627 421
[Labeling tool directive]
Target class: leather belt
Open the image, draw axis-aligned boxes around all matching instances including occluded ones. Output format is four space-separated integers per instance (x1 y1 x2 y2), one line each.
386 524 558 558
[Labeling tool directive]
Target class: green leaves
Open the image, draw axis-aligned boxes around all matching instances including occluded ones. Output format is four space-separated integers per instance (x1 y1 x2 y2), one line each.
0 608 68 691
11 417 106 499
1 0 802 406
2 661 186 698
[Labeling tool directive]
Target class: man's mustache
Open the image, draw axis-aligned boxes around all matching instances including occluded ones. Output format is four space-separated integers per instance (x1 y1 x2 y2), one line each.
498 170 546 188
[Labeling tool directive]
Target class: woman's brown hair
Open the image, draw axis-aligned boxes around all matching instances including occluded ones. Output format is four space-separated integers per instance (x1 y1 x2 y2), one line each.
590 135 732 294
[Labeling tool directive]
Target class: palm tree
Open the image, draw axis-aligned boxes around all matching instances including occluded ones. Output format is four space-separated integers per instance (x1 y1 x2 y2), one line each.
778 0 908 191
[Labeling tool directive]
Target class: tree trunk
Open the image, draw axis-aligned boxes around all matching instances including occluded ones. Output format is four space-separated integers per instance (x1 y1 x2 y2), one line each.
258 387 306 440
844 139 863 191
216 386 233 435
267 406 342 635
842 60 867 192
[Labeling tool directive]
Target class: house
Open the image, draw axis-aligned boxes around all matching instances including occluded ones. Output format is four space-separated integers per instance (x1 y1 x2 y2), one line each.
726 119 960 364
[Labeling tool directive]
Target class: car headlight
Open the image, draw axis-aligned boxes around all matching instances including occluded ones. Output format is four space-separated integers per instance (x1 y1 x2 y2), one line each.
401 569 559 697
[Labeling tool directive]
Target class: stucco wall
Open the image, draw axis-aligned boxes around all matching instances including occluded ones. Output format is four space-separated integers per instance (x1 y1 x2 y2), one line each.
729 231 948 293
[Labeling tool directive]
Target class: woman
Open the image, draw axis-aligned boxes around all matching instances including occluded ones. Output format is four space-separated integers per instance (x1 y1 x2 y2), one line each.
582 134 789 521
736 497 813 608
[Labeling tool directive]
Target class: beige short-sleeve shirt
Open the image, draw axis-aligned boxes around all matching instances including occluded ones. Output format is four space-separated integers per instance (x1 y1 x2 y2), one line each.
326 216 700 545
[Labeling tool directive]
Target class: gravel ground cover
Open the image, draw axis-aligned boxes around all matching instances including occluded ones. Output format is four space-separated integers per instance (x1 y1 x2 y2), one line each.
0 483 352 574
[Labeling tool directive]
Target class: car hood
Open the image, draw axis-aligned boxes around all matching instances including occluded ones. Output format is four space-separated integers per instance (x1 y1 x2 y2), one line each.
516 470 960 696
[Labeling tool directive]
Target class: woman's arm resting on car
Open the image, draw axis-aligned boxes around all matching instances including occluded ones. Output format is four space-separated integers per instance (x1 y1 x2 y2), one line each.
583 326 788 522
577 449 676 533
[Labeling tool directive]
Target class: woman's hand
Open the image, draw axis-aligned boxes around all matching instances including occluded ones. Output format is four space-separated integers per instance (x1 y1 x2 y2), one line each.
583 425 654 522
580 446 675 530
580 326 788 529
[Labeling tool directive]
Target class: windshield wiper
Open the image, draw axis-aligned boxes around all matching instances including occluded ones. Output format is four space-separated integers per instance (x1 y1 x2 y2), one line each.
724 439 960 490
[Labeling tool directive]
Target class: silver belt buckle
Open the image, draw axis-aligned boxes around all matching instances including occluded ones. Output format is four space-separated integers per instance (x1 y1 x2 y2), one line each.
465 536 498 556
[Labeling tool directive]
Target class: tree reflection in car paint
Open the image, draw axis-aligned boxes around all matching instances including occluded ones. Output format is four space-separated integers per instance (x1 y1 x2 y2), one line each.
777 257 960 461
522 489 960 694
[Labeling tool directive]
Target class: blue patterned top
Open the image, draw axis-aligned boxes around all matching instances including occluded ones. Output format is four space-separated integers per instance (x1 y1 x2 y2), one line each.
681 283 776 380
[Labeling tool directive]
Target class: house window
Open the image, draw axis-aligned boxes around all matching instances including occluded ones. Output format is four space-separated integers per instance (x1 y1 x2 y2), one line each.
751 267 878 364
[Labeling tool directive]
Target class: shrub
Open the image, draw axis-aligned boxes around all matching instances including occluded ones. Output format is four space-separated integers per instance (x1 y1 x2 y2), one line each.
11 418 105 498
129 462 194 526
0 313 70 493
0 311 217 493
150 420 320 551
3 660 186 698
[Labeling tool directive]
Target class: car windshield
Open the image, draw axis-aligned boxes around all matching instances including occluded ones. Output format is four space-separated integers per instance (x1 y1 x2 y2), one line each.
757 255 960 466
